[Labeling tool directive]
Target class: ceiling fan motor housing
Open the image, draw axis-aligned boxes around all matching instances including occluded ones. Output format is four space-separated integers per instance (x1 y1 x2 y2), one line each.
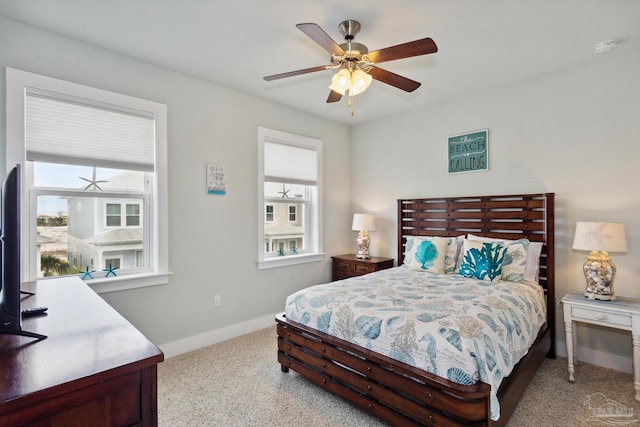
339 20 361 40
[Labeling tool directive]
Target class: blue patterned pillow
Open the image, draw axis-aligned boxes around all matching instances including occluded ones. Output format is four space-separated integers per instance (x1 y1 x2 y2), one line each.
459 239 507 281
467 234 531 282
404 237 449 274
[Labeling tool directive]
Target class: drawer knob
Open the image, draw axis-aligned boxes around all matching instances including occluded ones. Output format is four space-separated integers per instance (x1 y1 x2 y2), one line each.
595 313 606 321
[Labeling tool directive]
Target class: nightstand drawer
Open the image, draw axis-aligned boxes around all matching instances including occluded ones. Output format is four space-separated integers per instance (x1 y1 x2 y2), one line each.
354 264 373 275
571 306 632 327
331 254 394 281
335 261 354 273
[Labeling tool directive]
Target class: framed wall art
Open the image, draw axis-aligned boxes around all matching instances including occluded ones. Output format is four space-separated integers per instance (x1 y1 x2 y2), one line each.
447 129 489 174
206 164 226 195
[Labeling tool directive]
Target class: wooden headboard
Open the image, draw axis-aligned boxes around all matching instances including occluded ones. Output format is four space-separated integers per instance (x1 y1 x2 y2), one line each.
397 193 555 355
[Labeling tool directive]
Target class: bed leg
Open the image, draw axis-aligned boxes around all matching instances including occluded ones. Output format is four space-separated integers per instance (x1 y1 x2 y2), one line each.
281 364 289 373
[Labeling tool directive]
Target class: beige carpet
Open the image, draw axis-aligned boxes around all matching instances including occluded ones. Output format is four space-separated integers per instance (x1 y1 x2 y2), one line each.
158 326 640 426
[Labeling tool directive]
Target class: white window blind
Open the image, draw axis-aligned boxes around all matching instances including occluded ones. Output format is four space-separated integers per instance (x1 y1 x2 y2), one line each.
25 88 155 172
264 139 317 186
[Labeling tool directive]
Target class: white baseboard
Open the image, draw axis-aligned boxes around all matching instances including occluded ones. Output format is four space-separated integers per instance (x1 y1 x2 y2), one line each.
159 312 279 359
555 340 633 374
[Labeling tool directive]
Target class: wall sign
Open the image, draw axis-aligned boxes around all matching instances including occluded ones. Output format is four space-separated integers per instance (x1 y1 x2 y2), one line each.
447 129 489 174
206 164 226 195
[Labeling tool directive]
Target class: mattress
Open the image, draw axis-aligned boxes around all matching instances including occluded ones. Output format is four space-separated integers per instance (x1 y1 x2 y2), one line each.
285 266 547 420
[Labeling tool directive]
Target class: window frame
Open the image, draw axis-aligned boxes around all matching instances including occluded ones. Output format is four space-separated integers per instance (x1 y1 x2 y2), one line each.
257 127 323 269
6 68 170 293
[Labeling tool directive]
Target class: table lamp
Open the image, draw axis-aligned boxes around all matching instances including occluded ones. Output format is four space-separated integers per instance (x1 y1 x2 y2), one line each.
352 213 375 259
572 222 627 300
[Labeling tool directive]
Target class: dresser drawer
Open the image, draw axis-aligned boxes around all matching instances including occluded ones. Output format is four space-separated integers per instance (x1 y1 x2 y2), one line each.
571 306 632 328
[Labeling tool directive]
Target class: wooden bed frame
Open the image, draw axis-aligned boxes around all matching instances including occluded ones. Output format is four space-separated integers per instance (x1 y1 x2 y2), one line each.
276 193 555 426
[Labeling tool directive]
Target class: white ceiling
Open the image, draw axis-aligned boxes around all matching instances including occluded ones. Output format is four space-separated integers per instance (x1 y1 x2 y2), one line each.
1 1 638 126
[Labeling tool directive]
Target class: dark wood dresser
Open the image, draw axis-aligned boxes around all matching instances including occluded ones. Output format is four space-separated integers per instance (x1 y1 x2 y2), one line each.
331 254 394 281
0 277 164 426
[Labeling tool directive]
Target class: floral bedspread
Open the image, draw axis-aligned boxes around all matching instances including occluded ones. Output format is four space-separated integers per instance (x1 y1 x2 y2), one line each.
284 266 547 421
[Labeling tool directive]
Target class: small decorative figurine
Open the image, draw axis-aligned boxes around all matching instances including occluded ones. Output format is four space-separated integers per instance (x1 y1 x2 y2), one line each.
81 266 96 280
103 263 119 277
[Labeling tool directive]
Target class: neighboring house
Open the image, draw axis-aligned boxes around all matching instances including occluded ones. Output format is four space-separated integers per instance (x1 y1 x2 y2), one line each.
264 182 305 254
66 171 145 272
264 202 304 253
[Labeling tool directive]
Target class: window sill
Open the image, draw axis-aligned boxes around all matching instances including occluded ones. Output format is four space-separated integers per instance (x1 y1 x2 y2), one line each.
65 272 172 294
257 253 325 270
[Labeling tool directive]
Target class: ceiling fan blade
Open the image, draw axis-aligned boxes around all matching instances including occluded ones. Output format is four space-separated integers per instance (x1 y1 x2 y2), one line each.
326 90 342 103
367 67 422 92
263 65 330 81
296 23 345 57
367 38 438 64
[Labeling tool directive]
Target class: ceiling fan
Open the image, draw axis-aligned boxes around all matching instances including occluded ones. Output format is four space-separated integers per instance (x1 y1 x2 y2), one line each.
263 20 438 114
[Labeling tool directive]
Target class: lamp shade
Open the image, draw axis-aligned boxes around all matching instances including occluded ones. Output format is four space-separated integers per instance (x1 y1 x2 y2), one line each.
328 69 350 96
349 69 372 96
572 222 627 252
352 213 375 232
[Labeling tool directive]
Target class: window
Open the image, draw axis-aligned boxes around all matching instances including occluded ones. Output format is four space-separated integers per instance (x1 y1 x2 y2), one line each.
265 204 274 222
126 204 140 226
6 68 169 292
106 203 122 227
104 257 121 270
257 127 323 269
104 201 142 228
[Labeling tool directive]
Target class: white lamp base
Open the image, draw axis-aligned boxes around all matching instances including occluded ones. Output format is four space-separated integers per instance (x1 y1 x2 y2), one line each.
583 251 616 301
356 231 371 259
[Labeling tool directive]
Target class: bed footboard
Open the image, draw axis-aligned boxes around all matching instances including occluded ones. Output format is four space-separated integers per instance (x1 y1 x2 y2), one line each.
276 313 492 426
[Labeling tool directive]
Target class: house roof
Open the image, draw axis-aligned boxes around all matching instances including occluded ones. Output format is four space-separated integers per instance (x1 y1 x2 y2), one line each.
85 228 143 245
264 224 303 237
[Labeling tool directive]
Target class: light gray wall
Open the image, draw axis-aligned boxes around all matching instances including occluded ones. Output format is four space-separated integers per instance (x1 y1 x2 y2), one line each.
351 50 640 371
3 15 640 371
0 17 353 345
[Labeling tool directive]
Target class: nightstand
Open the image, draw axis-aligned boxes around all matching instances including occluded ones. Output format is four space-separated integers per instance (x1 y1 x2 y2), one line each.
331 254 394 281
562 291 640 401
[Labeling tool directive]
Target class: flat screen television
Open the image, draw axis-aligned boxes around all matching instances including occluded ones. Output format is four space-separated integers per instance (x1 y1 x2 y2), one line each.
0 164 46 340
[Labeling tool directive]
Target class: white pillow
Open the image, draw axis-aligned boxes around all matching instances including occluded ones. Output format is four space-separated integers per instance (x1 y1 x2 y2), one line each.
467 234 542 283
404 236 450 274
447 235 465 274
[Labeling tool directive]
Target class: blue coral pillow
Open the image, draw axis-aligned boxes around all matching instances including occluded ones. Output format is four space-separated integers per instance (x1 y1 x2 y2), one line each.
404 237 449 274
459 239 507 282
467 234 531 282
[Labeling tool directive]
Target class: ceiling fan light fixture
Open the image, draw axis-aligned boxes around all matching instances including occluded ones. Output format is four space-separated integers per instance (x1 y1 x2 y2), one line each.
329 69 350 95
349 69 372 96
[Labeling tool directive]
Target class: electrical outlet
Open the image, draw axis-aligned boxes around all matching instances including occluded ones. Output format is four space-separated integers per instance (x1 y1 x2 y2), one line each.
214 295 221 307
